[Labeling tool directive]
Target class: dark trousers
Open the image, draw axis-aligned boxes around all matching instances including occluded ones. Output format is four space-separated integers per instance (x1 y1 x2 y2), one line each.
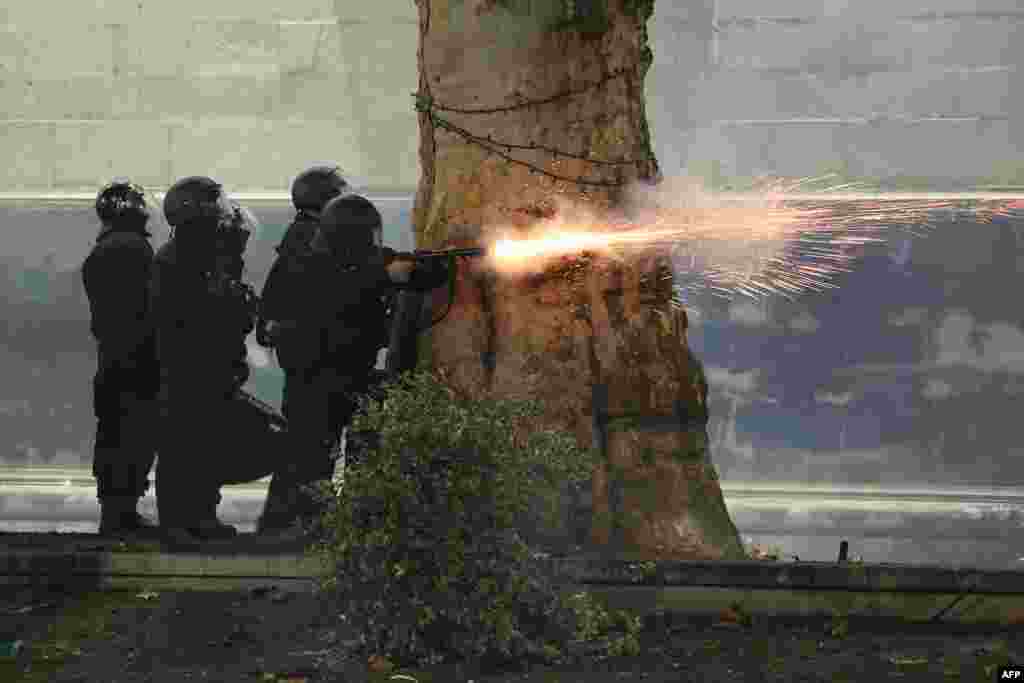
155 389 229 528
92 369 157 500
156 386 288 527
287 370 370 480
260 368 374 530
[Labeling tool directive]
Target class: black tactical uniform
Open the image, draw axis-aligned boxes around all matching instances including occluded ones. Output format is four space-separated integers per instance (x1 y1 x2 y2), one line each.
258 165 348 342
82 180 160 535
257 165 349 428
257 194 448 534
150 176 257 545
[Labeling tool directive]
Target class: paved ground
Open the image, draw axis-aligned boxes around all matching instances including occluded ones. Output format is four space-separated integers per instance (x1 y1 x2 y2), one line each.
3 583 1022 683
0 530 315 555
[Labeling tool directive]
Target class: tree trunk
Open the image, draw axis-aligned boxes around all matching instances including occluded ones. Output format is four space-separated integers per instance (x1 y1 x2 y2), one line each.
412 0 744 560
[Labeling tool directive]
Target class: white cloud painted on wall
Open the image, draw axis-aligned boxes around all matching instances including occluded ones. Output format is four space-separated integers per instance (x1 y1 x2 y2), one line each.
789 312 821 334
705 365 761 462
814 391 854 407
934 311 1024 374
841 311 1024 381
706 365 759 394
729 301 769 326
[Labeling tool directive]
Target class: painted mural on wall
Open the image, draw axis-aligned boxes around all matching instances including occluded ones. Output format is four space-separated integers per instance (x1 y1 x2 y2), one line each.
0 201 413 468
0 2 1020 486
1 198 1022 489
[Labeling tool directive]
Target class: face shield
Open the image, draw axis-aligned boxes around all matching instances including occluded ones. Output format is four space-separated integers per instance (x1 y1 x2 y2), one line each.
227 200 259 250
216 197 257 267
214 191 236 229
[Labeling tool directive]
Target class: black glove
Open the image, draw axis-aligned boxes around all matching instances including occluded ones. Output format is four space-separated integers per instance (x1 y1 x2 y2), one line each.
231 281 258 336
410 257 450 291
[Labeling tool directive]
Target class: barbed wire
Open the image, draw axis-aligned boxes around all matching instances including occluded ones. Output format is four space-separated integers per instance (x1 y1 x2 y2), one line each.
424 109 630 188
415 65 636 115
422 106 652 168
413 68 657 188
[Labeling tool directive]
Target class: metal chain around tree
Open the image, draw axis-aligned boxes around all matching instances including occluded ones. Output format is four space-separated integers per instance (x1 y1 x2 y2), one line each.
412 64 657 189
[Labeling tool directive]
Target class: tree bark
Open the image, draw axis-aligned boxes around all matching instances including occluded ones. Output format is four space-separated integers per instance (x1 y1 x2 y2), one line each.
413 0 744 560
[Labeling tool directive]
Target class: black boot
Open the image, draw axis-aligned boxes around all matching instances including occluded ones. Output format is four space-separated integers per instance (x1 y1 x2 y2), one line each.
189 518 238 540
99 496 158 536
189 494 237 540
257 473 301 535
162 516 236 548
161 526 203 551
258 476 330 539
159 495 236 547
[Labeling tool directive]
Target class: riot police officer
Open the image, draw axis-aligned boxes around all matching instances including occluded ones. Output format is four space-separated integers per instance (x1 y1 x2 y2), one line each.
256 164 349 347
256 194 449 535
151 176 257 546
255 166 349 497
82 179 161 535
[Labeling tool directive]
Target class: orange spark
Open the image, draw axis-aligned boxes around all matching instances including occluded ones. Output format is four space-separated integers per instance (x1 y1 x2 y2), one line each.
480 179 1024 302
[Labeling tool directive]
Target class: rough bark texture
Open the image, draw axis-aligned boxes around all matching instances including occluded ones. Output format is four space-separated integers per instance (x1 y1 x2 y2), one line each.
413 0 744 560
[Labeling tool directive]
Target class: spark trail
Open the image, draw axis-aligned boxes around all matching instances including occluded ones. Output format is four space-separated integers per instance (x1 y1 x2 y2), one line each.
483 178 1024 303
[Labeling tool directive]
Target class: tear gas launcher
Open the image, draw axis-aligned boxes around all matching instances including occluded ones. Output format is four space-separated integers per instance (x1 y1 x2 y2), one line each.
384 246 488 377
392 247 488 261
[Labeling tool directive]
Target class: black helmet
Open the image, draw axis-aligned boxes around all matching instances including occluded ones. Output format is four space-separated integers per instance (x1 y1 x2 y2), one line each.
318 194 383 259
95 179 150 227
163 175 230 229
291 165 349 213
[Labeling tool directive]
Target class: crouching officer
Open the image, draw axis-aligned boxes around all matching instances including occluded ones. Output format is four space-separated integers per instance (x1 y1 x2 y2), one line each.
257 194 449 535
151 176 259 546
82 179 161 535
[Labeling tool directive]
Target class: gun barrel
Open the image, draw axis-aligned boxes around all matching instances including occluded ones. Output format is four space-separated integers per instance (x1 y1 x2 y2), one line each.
413 247 487 259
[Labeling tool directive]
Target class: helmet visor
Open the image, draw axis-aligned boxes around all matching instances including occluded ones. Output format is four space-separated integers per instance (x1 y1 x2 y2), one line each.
219 198 258 251
215 191 235 227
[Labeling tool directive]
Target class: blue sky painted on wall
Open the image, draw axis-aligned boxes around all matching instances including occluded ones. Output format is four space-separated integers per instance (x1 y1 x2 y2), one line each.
0 201 1022 487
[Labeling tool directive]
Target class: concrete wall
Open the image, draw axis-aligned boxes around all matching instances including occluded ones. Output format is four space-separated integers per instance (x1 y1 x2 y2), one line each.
0 0 420 193
646 0 1024 184
0 199 415 468
0 1 1022 485
1 1 1019 193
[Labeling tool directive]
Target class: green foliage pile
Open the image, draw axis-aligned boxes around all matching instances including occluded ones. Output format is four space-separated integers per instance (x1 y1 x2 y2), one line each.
311 372 641 671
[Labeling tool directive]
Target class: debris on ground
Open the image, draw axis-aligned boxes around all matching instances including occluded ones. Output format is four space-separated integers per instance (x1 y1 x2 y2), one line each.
2 584 1023 682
